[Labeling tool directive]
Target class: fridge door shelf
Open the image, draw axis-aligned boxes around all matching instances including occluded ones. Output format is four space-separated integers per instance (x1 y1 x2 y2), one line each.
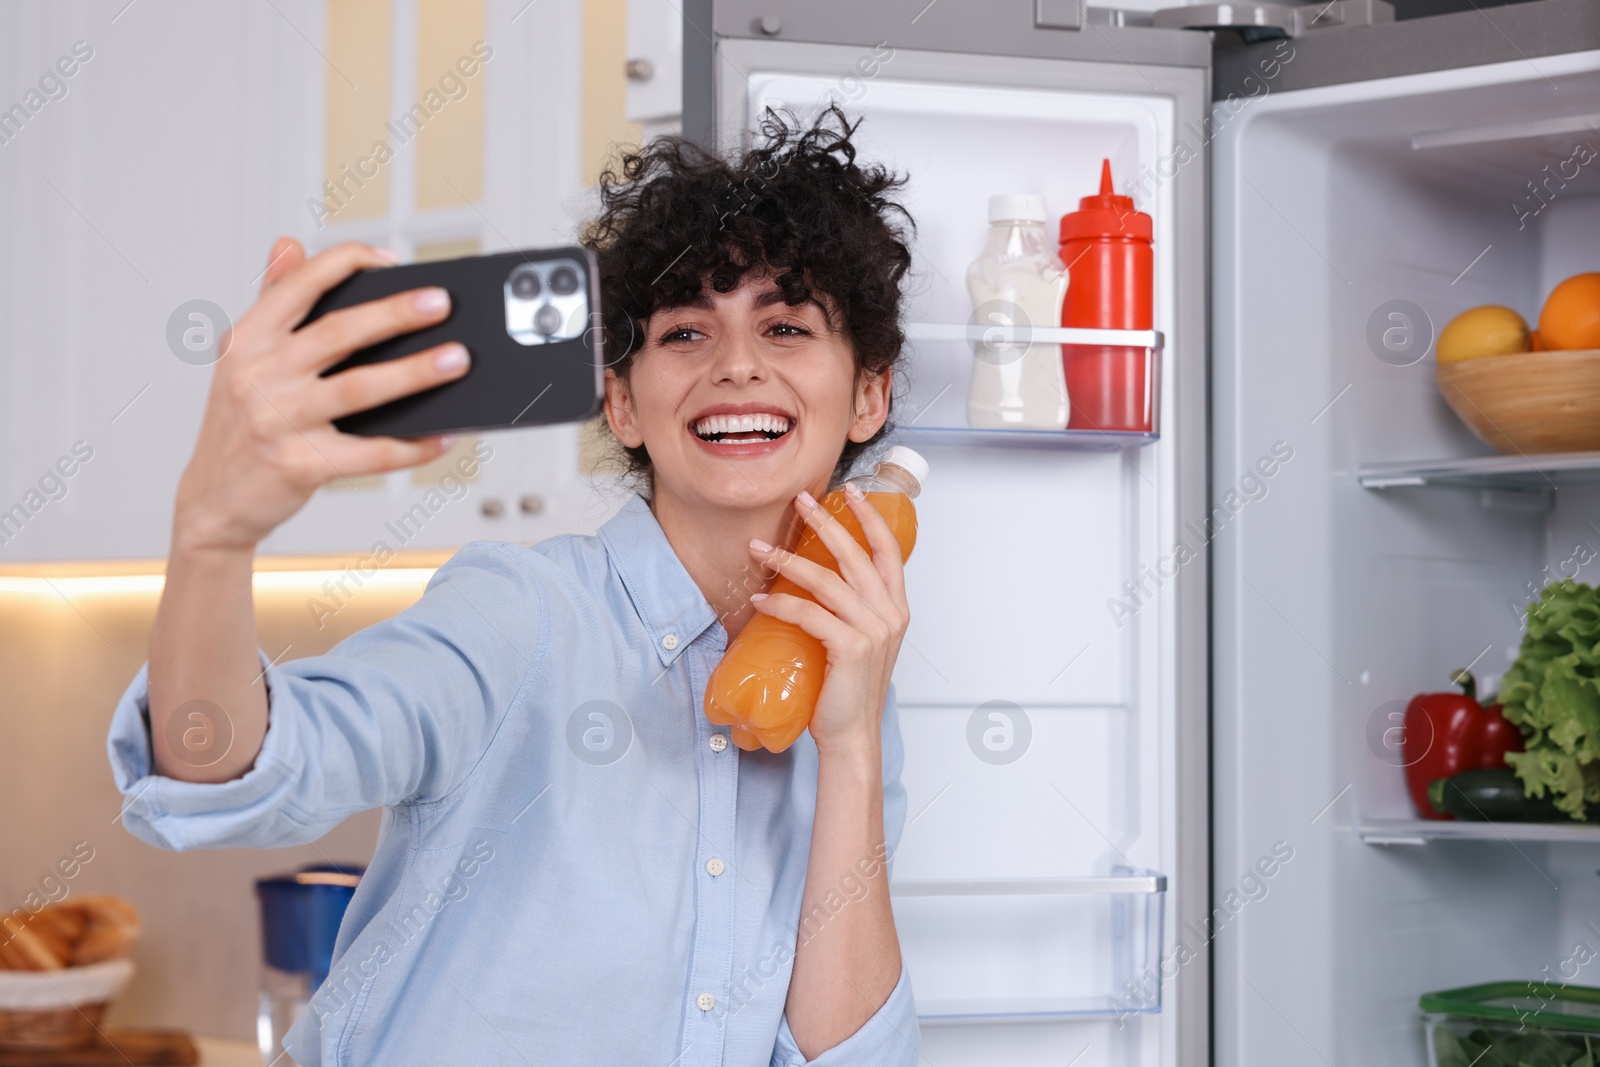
896 325 1163 449
1359 819 1600 846
892 425 1159 451
1357 451 1600 492
889 870 1167 1023
893 873 1166 896
905 324 1165 350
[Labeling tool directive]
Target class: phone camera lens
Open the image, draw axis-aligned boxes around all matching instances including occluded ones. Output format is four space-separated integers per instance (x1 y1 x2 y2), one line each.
510 267 541 299
549 266 580 296
534 304 563 336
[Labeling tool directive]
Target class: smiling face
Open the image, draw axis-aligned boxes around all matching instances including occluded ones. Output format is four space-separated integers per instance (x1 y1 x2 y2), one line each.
604 276 891 515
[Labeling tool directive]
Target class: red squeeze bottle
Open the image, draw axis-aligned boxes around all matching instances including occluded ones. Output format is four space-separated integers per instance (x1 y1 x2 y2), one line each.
1058 159 1155 432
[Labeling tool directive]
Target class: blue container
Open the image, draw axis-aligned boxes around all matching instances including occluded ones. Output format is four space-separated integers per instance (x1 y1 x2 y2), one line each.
254 864 363 990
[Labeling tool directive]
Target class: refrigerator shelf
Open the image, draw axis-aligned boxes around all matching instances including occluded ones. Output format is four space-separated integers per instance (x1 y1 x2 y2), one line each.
1358 819 1600 846
1356 452 1600 492
889 870 1167 1023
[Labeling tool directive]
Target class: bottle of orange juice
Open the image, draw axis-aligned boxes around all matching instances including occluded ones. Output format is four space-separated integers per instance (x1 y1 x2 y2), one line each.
704 446 929 753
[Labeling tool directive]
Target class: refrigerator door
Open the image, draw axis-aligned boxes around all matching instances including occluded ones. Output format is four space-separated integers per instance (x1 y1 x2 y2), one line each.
1211 2 1600 1062
688 6 1210 1066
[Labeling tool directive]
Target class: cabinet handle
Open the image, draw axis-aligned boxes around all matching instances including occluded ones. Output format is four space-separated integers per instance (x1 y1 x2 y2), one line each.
481 498 506 518
625 58 654 82
519 494 545 516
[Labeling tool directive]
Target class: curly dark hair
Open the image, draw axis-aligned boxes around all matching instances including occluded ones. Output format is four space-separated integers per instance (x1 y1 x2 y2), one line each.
582 105 914 496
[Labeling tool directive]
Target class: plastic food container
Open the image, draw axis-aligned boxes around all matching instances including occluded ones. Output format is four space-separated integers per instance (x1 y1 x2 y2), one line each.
1421 981 1600 1065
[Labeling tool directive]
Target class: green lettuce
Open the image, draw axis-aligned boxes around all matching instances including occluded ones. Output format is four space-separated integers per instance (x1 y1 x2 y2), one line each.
1501 579 1600 821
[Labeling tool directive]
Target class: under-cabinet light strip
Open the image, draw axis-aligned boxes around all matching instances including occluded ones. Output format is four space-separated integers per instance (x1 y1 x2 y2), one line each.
0 568 440 598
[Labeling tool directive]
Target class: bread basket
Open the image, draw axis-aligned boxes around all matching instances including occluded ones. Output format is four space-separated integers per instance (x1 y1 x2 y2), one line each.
0 958 135 1052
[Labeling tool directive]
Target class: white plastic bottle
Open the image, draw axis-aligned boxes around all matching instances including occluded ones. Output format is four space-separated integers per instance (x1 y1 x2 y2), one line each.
965 194 1070 429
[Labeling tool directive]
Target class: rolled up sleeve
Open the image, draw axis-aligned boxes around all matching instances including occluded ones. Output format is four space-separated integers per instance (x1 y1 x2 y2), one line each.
770 962 920 1067
106 541 547 851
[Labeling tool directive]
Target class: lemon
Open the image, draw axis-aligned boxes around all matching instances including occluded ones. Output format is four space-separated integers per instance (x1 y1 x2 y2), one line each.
1437 305 1531 364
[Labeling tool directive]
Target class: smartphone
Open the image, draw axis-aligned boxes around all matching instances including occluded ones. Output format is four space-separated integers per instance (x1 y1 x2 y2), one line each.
303 246 605 438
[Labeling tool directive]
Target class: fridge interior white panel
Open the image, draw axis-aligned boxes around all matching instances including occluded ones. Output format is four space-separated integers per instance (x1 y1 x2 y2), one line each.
1540 192 1600 301
1214 47 1600 1067
1544 483 1600 589
893 446 1134 708
894 704 1135 878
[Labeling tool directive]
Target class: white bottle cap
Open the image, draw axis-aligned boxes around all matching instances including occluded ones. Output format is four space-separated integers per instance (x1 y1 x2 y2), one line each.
881 446 929 490
988 194 1047 224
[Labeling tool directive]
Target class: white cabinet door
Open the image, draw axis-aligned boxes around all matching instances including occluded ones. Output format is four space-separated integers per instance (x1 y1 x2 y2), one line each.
0 2 323 564
0 0 617 563
268 0 621 556
625 0 682 124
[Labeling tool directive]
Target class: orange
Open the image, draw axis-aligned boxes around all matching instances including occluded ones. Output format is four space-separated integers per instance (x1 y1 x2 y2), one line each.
1539 272 1600 351
1437 305 1531 364
1530 330 1545 351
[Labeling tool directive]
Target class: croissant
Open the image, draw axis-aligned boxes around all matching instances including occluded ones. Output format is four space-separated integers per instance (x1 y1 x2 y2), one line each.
0 895 140 970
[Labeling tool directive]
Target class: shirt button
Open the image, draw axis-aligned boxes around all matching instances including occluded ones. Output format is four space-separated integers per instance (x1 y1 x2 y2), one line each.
705 857 725 877
709 734 728 753
696 992 716 1011
662 633 679 650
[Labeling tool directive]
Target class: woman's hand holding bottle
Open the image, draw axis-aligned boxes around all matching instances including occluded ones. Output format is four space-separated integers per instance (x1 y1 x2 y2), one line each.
742 485 911 759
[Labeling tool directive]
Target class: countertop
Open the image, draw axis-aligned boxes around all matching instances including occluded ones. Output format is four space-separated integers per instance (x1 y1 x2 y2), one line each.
193 1038 265 1066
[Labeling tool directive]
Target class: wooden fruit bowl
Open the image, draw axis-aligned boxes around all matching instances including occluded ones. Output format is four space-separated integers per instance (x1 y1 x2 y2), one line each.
1436 348 1600 453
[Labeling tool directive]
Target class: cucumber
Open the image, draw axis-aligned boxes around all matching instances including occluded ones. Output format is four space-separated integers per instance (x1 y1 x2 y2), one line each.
1427 768 1572 822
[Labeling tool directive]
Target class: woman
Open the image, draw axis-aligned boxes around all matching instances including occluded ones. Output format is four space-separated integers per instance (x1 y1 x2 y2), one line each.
108 108 920 1066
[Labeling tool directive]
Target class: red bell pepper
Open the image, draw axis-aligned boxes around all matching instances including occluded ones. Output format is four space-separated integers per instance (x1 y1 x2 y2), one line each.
1478 700 1524 770
1402 671 1525 820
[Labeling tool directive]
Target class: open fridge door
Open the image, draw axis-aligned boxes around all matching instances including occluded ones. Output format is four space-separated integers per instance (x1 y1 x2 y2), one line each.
1210 2 1600 1063
684 5 1211 1065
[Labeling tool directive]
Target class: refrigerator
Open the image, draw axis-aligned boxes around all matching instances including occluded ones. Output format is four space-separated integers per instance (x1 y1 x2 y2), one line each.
675 1 1600 1064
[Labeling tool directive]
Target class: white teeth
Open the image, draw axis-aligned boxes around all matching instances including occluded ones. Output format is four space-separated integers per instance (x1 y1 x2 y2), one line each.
692 412 793 438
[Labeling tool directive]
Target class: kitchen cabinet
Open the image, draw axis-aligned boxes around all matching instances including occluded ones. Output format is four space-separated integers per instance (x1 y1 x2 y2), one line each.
0 0 617 565
625 0 684 140
0 2 320 564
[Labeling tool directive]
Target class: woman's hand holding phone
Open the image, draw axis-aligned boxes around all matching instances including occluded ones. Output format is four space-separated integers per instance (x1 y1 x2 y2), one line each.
173 238 468 554
148 237 467 785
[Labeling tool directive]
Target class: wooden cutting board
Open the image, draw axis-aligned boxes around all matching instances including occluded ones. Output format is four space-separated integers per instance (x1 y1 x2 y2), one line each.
0 1030 198 1065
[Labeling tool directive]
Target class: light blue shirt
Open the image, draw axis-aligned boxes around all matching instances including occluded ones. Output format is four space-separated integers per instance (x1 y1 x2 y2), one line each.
107 493 918 1067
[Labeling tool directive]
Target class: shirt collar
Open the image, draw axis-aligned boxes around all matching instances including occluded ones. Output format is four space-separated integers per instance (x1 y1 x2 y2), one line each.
598 494 723 667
